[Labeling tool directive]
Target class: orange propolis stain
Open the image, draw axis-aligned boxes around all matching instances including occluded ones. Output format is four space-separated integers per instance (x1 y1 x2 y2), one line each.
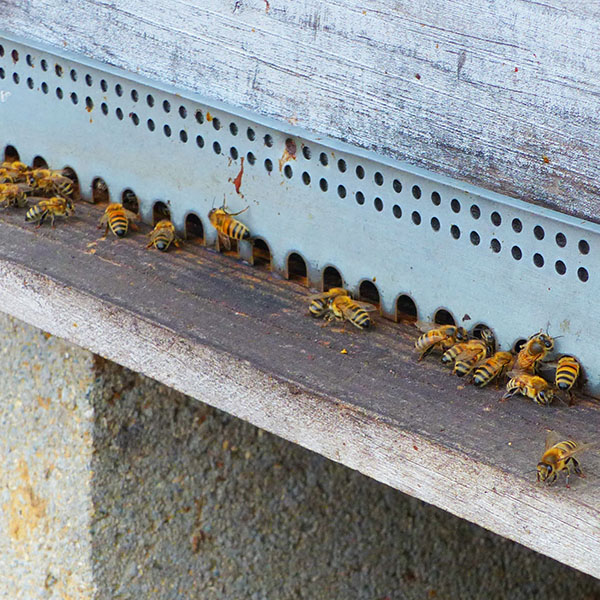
233 156 244 194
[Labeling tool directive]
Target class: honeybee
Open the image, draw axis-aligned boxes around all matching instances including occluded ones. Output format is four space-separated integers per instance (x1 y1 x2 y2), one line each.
329 295 377 329
25 196 74 227
472 351 515 387
98 203 139 238
0 165 28 184
147 219 182 252
554 355 581 401
0 182 30 208
28 169 74 197
308 287 350 318
515 331 554 372
453 328 496 377
415 325 468 361
502 373 554 406
537 431 594 486
0 160 28 172
208 205 250 251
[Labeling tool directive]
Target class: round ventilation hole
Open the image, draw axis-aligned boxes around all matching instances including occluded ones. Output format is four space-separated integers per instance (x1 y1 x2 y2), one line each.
555 260 566 275
302 172 311 185
412 185 421 199
555 232 567 247
412 211 421 225
470 231 480 245
393 205 402 219
450 225 460 239
491 239 501 253
578 267 589 282
511 246 522 260
431 217 440 231
491 211 502 226
533 253 544 267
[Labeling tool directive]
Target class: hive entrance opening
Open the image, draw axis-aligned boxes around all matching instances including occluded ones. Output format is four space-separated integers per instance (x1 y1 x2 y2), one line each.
472 323 491 339
122 189 139 213
396 295 417 323
434 309 455 326
252 238 271 270
3 145 19 162
32 156 48 169
358 281 380 308
62 166 81 201
287 253 307 285
92 177 109 203
513 338 527 353
153 201 170 225
322 266 343 291
185 214 204 244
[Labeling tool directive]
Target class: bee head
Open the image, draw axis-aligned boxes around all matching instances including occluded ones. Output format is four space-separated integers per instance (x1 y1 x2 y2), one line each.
536 462 552 482
455 327 468 341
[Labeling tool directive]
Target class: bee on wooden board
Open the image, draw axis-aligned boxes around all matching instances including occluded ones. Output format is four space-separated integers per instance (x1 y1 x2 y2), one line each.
537 431 595 487
328 294 377 329
208 204 250 251
98 202 139 238
0 160 28 173
415 324 468 361
502 372 554 406
25 196 74 227
308 287 350 318
514 331 554 373
147 219 182 252
472 351 515 388
0 182 31 208
554 355 581 402
440 327 496 376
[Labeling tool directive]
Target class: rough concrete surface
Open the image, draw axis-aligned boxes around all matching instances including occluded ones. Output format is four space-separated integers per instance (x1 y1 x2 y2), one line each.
1 311 600 599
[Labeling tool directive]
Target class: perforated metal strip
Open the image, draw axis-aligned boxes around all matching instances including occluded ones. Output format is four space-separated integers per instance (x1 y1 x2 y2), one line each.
1 32 599 393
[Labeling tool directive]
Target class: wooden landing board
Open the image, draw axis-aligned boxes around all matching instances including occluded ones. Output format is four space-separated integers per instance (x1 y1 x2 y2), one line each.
0 201 599 578
3 1 600 221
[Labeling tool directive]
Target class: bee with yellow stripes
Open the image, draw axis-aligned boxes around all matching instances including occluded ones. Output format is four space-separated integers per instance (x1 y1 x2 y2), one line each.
472 351 515 387
98 202 139 238
0 182 31 208
502 373 554 406
328 294 377 329
208 205 250 251
308 287 350 318
441 327 495 377
515 331 554 373
537 431 595 487
30 170 74 198
147 219 182 252
25 196 74 227
415 324 468 361
554 355 581 402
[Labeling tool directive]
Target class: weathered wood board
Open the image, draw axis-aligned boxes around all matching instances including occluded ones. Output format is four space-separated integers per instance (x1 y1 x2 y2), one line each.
0 201 598 578
3 1 600 221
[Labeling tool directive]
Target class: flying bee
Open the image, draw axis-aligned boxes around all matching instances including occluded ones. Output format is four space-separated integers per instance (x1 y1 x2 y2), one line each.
308 287 350 318
98 203 139 238
208 205 250 251
537 431 595 487
415 324 468 361
472 351 515 387
0 182 31 208
514 331 554 373
25 196 74 227
502 373 554 406
328 294 377 329
554 355 581 402
146 219 182 252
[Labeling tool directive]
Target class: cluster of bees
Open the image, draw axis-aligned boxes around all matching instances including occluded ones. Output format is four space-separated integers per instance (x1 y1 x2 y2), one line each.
0 158 251 252
2 157 594 487
416 323 593 486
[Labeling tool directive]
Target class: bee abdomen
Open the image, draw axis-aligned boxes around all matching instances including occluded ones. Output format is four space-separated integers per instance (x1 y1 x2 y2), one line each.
225 218 249 240
352 309 371 328
555 356 580 390
109 215 128 237
309 299 328 318
25 206 43 221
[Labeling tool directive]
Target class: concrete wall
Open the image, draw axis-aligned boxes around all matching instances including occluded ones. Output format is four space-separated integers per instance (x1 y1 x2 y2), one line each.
1 311 599 599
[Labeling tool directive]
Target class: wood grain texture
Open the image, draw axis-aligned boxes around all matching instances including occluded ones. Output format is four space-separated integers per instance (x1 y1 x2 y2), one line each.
3 1 600 221
0 201 599 577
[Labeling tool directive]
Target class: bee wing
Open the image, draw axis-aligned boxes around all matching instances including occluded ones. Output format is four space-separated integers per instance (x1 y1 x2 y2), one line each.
308 291 333 301
415 320 436 333
558 442 597 459
124 209 139 221
352 300 378 312
544 430 562 450
218 231 231 251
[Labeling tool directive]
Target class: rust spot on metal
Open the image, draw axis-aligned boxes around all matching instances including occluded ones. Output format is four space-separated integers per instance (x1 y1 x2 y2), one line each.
233 156 244 194
264 0 270 13
415 73 421 80
543 156 550 164
206 111 213 122
278 139 297 171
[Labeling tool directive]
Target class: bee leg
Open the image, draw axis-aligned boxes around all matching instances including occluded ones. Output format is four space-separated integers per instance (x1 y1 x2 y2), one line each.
418 346 435 362
36 211 48 229
572 458 585 478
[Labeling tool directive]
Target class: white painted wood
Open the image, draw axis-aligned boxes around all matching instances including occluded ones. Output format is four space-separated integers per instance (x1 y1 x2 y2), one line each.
4 0 600 219
0 258 599 579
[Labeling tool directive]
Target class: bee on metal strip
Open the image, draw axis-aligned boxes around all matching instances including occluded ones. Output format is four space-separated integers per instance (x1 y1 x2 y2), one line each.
208 205 250 251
